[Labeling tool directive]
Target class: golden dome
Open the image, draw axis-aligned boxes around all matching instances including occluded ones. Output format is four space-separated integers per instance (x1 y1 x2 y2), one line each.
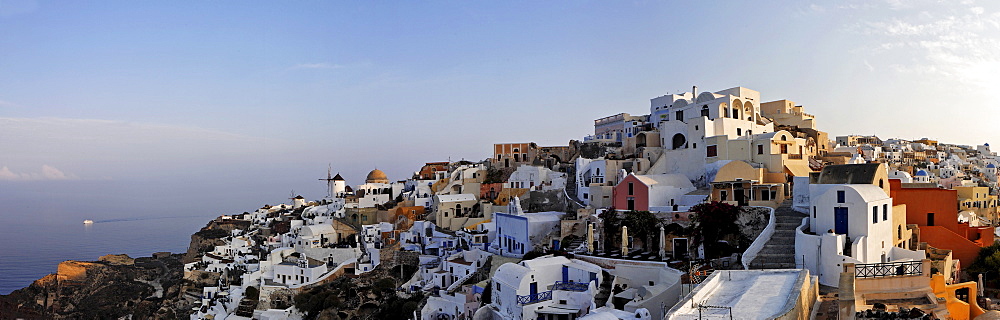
366 169 389 183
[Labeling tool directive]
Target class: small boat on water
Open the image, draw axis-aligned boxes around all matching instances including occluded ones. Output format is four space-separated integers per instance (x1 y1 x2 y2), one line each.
83 220 94 224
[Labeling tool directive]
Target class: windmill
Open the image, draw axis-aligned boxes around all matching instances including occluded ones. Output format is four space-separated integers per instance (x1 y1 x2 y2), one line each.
319 164 336 198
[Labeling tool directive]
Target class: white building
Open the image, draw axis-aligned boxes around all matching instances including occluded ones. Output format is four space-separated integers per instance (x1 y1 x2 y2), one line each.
507 164 567 191
490 199 564 257
490 256 603 320
270 253 328 287
665 269 817 320
649 87 776 181
795 165 926 287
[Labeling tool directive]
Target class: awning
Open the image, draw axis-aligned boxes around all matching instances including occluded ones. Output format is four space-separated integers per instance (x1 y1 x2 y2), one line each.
784 163 812 177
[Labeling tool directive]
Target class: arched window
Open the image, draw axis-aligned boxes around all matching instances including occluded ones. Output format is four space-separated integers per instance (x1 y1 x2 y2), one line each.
672 134 687 149
701 105 709 117
781 135 787 141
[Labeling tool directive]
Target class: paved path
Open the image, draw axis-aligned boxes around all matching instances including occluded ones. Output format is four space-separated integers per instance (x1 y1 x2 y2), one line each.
750 200 806 269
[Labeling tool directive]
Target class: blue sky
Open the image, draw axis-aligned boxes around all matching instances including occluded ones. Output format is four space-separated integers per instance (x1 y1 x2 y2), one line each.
2 0 1000 213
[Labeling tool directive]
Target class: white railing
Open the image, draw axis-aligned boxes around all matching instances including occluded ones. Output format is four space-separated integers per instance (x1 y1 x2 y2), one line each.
741 206 776 270
446 270 476 292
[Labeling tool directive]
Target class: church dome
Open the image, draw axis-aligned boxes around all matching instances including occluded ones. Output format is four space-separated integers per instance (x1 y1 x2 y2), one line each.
988 163 996 169
915 169 929 176
366 169 389 183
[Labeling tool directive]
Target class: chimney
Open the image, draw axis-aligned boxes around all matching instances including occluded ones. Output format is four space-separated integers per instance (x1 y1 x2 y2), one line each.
692 86 697 98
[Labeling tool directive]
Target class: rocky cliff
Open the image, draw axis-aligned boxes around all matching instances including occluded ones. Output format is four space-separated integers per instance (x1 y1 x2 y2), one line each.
0 252 197 320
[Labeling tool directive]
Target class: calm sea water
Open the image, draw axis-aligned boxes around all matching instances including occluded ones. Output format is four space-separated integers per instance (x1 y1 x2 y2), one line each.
0 178 305 294
0 215 210 294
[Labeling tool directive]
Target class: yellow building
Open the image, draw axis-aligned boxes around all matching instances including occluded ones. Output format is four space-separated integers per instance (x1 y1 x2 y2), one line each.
956 186 999 223
709 160 787 208
705 130 812 179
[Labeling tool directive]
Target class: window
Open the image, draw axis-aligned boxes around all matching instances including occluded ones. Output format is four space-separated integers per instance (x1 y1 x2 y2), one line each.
701 105 709 117
757 145 764 155
761 190 771 201
628 182 634 195
837 190 846 203
707 145 718 157
720 190 728 201
883 204 888 221
675 110 683 121
873 206 878 224
737 128 742 136
813 206 816 218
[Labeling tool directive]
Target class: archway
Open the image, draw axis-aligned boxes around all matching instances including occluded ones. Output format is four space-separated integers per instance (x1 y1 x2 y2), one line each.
671 133 687 149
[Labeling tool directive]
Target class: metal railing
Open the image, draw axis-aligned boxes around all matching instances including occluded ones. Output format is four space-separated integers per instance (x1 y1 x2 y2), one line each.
516 290 552 305
855 261 922 278
552 281 589 292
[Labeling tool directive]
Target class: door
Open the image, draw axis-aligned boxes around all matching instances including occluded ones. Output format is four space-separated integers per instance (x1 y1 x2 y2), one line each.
562 266 569 283
627 197 635 211
529 282 538 297
835 207 849 234
734 185 746 206
927 212 935 226
673 238 688 259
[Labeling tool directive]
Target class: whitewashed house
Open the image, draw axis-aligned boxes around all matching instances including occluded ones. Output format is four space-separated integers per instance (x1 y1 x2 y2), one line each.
490 256 603 320
796 164 926 287
490 198 563 257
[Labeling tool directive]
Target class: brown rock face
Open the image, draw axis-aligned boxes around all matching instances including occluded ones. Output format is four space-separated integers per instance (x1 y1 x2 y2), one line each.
0 253 197 319
99 254 135 265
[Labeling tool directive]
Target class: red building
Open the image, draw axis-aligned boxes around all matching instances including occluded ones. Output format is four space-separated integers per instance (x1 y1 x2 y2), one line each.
889 179 993 267
612 173 694 211
613 174 651 211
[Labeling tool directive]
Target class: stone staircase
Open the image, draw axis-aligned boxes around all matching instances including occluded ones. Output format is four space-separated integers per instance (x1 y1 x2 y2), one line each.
749 200 806 269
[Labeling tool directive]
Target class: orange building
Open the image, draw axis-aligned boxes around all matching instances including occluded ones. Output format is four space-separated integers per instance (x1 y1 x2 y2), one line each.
889 179 993 267
391 206 425 231
418 162 449 180
480 183 503 202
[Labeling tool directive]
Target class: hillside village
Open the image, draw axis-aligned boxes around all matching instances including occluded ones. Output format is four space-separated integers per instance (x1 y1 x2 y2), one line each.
138 87 1000 319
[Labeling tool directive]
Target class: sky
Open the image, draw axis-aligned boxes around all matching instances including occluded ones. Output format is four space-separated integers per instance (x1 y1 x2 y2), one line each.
2 0 1000 215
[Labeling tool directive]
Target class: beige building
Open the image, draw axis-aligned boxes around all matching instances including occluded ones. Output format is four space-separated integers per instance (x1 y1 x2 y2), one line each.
709 160 787 208
956 186 999 223
706 130 812 179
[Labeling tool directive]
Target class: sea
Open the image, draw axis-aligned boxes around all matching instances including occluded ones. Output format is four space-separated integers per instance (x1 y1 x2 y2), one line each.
0 178 299 294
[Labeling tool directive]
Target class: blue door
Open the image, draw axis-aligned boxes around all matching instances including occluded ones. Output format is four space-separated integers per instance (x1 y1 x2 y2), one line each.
530 282 538 297
562 266 569 283
834 207 849 234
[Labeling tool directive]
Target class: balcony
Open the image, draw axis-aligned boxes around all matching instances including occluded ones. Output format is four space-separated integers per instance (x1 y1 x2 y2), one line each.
787 154 803 160
516 291 552 305
854 261 922 278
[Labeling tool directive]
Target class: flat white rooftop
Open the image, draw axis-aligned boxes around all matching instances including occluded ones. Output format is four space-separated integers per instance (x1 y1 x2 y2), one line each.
666 269 808 320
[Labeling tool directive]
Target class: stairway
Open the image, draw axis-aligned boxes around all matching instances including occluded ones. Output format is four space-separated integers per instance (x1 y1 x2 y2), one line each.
750 200 806 269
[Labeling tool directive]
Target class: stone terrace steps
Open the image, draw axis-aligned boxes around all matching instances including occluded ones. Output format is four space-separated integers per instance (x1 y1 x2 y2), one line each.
748 200 807 270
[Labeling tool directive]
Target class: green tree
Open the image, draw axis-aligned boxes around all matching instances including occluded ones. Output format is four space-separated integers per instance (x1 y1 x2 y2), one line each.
688 201 741 260
967 243 1000 284
622 210 660 252
598 209 622 253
